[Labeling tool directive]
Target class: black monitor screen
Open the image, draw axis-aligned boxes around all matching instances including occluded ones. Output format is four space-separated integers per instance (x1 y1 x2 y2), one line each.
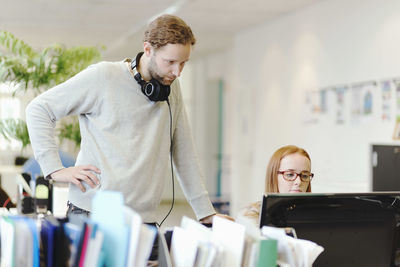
260 192 400 267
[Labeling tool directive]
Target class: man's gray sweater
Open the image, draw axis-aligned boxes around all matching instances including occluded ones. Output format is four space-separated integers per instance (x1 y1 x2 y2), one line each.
26 60 215 222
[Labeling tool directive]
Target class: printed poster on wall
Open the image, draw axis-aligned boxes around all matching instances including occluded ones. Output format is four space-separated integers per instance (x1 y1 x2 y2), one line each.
320 89 328 114
304 90 320 124
394 79 400 120
350 82 376 124
334 86 347 124
380 80 392 122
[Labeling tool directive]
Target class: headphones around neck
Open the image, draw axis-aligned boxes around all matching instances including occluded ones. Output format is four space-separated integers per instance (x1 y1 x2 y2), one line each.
131 52 171 102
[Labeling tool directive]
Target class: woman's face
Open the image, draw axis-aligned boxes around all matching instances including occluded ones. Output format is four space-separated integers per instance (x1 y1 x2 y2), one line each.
277 153 311 193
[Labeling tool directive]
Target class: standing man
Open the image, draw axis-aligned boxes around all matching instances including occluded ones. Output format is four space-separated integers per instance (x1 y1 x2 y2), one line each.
26 14 227 224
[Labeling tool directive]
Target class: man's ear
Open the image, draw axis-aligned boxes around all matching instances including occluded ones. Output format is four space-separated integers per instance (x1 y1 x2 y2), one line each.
143 42 153 56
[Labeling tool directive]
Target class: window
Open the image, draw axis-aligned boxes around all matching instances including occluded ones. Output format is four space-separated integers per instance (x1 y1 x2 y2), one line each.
0 83 22 151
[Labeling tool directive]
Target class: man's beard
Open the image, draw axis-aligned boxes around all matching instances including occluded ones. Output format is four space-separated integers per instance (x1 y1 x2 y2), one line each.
148 56 174 86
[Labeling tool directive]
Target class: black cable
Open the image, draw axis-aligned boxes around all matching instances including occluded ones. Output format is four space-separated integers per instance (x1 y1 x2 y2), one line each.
157 99 175 227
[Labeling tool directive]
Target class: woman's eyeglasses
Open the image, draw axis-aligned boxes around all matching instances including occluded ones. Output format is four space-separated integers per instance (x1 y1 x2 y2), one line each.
277 170 314 182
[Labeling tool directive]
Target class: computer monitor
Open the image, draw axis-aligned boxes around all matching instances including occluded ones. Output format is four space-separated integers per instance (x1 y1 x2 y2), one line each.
260 192 400 267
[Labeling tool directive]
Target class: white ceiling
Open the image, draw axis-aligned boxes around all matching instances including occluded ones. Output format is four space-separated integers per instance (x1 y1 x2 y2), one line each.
1 0 322 60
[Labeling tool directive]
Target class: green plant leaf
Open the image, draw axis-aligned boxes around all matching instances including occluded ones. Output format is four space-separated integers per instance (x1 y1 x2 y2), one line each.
57 119 81 149
0 118 30 150
0 30 103 95
0 30 104 149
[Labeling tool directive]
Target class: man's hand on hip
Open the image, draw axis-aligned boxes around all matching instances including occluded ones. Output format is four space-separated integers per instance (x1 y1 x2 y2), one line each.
50 165 101 192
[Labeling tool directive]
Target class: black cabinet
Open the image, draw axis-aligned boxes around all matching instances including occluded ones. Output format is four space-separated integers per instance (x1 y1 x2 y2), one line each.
372 144 400 191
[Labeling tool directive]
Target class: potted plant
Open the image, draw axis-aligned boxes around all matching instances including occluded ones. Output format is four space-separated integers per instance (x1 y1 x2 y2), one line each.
0 30 103 153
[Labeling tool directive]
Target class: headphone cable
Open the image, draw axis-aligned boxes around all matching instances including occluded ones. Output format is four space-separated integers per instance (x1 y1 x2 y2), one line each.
157 99 175 227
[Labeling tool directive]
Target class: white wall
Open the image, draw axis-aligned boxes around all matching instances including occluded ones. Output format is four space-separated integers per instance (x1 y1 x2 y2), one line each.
181 51 234 199
160 52 234 202
225 0 400 215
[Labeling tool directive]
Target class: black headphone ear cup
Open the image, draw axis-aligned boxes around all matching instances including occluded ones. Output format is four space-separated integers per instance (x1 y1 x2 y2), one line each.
142 79 170 102
143 82 155 98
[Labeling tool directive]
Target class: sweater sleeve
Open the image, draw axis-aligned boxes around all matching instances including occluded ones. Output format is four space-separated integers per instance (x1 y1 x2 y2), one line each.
171 83 216 220
25 63 103 177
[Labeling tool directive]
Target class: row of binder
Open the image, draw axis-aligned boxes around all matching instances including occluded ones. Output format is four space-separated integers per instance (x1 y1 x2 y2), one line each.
0 211 156 267
0 190 157 267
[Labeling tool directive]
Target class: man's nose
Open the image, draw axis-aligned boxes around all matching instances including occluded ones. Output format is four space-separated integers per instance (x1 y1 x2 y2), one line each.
172 64 183 77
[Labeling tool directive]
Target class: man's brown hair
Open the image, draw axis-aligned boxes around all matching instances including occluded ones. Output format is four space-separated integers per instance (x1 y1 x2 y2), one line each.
143 14 196 49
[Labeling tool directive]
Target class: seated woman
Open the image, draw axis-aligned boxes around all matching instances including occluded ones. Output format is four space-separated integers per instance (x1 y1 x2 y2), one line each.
241 145 314 225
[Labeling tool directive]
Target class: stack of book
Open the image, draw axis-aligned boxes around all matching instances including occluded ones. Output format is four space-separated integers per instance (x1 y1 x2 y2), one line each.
0 190 157 267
